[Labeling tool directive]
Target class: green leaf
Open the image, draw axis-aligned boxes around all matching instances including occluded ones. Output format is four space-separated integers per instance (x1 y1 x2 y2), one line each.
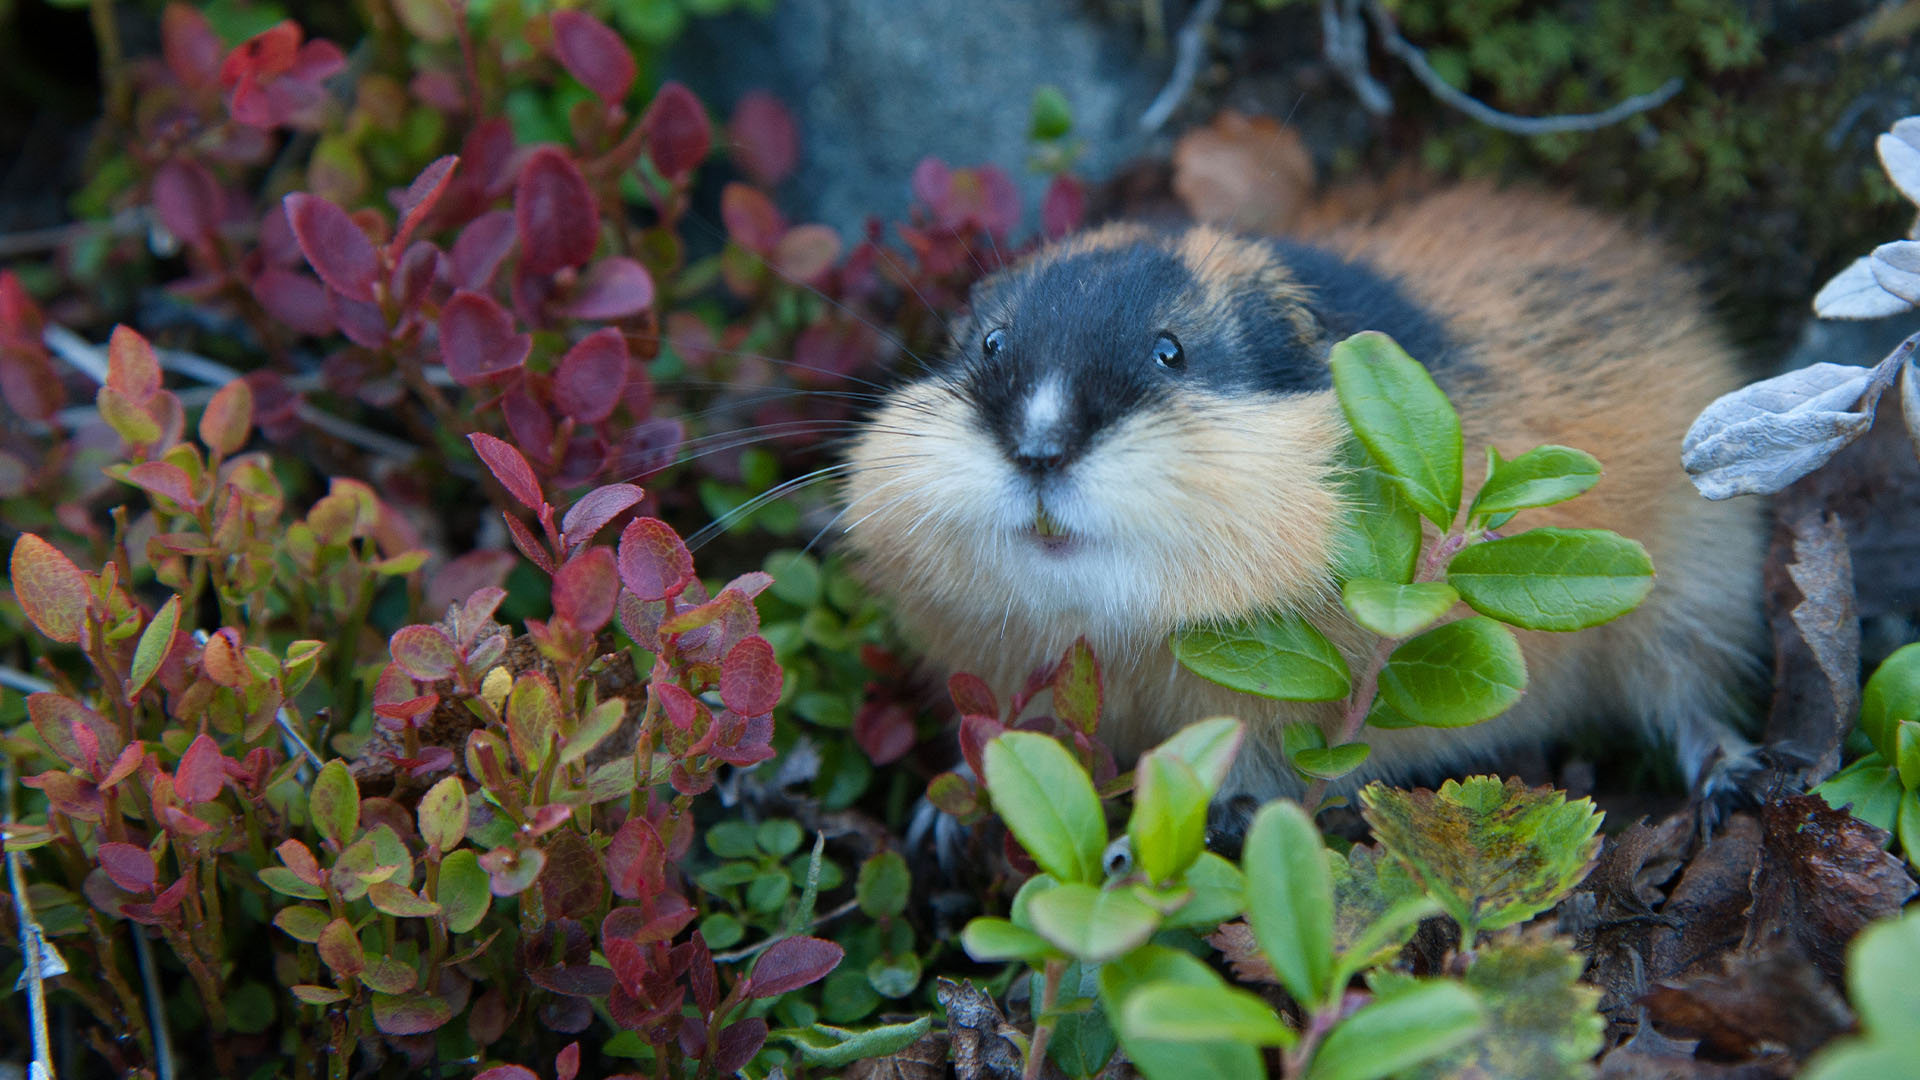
1030 84 1074 140
765 549 824 607
1028 882 1161 962
317 918 364 979
1099 946 1265 1080
259 867 327 900
1446 528 1654 631
370 992 451 1035
856 850 911 919
1120 981 1298 1048
1898 721 1920 791
1900 790 1920 869
1128 751 1210 884
1333 458 1423 585
1162 851 1246 930
774 1016 935 1068
1329 331 1463 528
1860 643 1920 760
1378 617 1526 728
1306 980 1485 1080
273 905 331 943
1171 613 1350 702
982 732 1107 884
1150 716 1243 797
367 882 441 918
416 776 468 852
1341 579 1458 639
561 696 625 766
1328 844 1435 984
1804 1045 1920 1080
290 985 348 1005
1812 754 1902 833
961 917 1058 963
1292 743 1372 781
1467 445 1602 519
128 595 181 699
1360 777 1603 940
1401 935 1603 1080
308 759 360 849
1847 907 1920 1039
436 849 490 934
1243 800 1336 1009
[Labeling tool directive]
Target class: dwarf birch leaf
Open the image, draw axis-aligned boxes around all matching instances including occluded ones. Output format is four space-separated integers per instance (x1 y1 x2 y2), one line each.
1378 617 1526 729
317 918 364 978
1172 613 1349 702
1329 332 1462 527
1359 777 1603 940
1243 800 1336 1009
1121 982 1297 1047
1446 529 1653 632
1401 935 1603 1080
1341 579 1458 639
983 732 1107 883
1307 981 1485 1080
1467 445 1602 518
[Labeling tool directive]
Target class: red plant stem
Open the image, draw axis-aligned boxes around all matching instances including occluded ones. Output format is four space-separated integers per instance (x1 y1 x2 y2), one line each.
1023 959 1067 1080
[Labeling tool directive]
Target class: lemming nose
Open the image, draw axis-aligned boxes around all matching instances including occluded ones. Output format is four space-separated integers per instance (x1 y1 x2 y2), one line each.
1012 438 1069 474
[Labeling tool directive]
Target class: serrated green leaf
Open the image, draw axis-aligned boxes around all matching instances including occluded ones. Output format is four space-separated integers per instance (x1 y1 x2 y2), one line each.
1328 842 1429 972
1243 800 1336 1008
1468 444 1602 519
1100 946 1265 1080
1378 617 1526 728
1292 743 1372 780
1860 643 1920 761
774 1016 935 1068
1401 935 1603 1080
1120 981 1297 1047
1447 528 1653 631
1128 751 1209 884
1341 579 1458 638
1307 980 1485 1080
1330 331 1463 528
961 917 1058 963
1028 882 1161 962
1172 613 1350 702
1360 777 1603 941
436 849 490 934
1150 716 1243 797
1333 458 1423 585
983 732 1107 884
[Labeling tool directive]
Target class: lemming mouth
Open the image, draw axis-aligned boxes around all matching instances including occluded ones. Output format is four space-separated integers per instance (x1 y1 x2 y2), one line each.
1028 500 1074 553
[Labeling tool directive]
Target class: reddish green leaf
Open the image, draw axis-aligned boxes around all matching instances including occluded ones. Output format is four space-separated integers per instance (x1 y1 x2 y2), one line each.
152 158 224 245
475 1069 537 1080
560 484 642 546
97 841 156 893
417 775 468 852
371 992 451 1035
552 547 618 632
175 734 225 804
317 917 365 977
616 517 693 601
290 985 348 1005
200 628 250 687
748 936 844 997
359 955 418 995
728 91 798 187
27 693 107 770
198 379 253 456
284 193 379 303
720 636 782 716
368 881 442 918
508 673 561 769
441 291 532 386
721 182 785 254
273 905 330 943
772 225 841 286
98 386 162 444
948 673 998 719
478 846 546 896
516 148 598 275
107 325 162 401
640 81 710 179
715 1018 769 1073
276 839 324 885
553 328 629 424
1053 637 1101 734
468 432 543 511
309 759 360 849
129 595 181 698
12 533 88 643
551 9 634 107
389 624 458 681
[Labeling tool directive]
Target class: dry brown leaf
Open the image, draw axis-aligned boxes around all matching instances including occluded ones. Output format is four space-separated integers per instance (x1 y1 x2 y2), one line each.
1171 111 1314 235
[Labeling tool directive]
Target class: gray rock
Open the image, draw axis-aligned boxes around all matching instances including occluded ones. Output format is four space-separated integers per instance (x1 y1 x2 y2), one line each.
671 0 1168 238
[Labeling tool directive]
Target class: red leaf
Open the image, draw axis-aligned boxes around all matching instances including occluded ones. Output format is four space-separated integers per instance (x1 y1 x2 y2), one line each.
714 1018 768 1073
390 154 458 252
561 483 643 547
390 240 441 310
11 534 88 644
747 936 843 998
220 22 300 87
199 378 254 456
604 817 664 900
548 330 625 425
501 388 556 467
551 10 635 108
252 268 334 336
1052 637 1102 734
152 159 225 245
440 291 531 385
556 1041 581 1080
200 628 250 687
560 257 655 321
97 841 157 893
284 193 379 303
958 713 1006 780
728 91 798 187
552 548 618 632
162 3 224 89
1042 173 1087 240
720 637 781 717
948 673 998 719
854 701 916 765
107 325 162 401
427 551 517 614
124 461 198 508
278 838 323 886
469 432 544 511
503 511 556 574
26 693 109 771
475 1069 538 1080
175 734 225 804
449 210 516 290
616 518 693 602
640 82 710 180
390 624 459 681
515 148 598 275
720 183 785 254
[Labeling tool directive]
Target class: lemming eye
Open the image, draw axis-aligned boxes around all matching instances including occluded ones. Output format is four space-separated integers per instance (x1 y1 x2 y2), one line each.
1152 332 1184 371
983 328 1007 357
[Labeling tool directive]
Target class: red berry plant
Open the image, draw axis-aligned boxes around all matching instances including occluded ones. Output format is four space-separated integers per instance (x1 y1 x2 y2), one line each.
0 3 1087 1078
